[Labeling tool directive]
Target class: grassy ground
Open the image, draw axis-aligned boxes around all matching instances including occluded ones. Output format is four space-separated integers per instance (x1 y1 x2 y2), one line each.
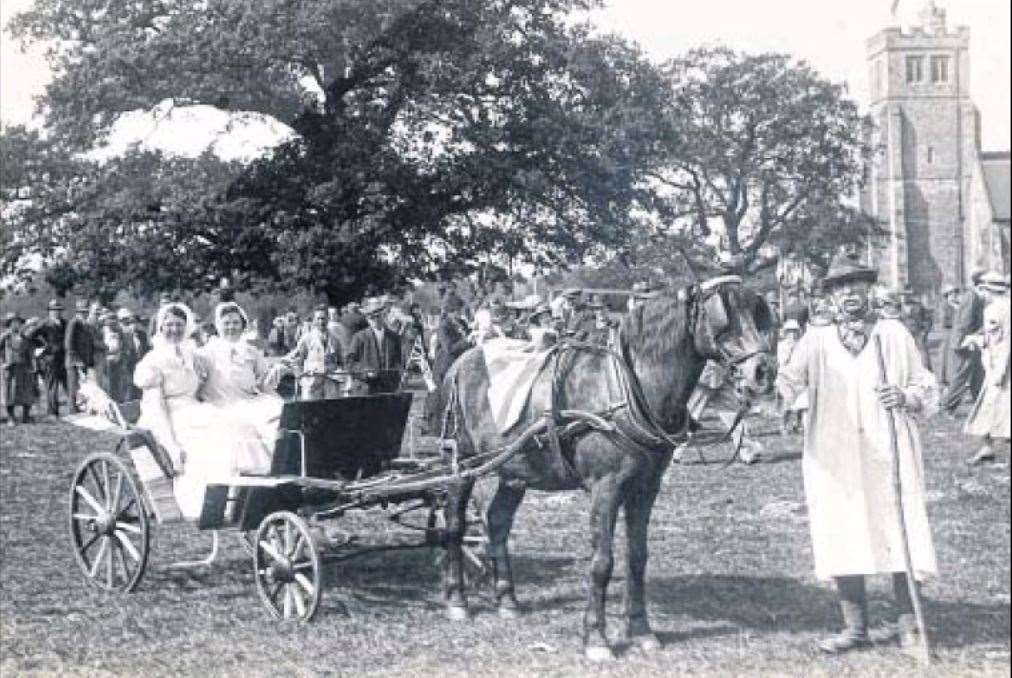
1 388 1008 677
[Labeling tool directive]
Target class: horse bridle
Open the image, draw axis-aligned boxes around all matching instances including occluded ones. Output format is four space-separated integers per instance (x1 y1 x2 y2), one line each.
693 275 762 369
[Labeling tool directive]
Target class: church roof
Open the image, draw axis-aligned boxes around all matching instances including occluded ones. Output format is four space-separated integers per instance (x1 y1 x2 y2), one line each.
981 151 1011 223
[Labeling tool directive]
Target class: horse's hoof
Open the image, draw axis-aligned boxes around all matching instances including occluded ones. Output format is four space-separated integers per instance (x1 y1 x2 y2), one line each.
498 604 522 620
584 645 615 662
446 605 469 621
634 633 662 653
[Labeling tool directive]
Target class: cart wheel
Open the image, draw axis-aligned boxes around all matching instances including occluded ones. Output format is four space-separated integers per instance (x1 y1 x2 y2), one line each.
432 496 490 589
253 511 322 622
236 530 257 558
69 452 150 593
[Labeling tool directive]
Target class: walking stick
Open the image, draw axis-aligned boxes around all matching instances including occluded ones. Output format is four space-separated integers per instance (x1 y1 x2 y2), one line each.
873 334 932 665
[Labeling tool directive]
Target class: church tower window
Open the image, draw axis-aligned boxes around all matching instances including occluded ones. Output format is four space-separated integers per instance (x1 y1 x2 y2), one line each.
906 56 924 83
930 55 949 83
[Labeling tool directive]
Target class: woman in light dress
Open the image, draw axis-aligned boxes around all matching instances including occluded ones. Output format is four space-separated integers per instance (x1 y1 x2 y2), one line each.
199 302 285 453
133 303 270 520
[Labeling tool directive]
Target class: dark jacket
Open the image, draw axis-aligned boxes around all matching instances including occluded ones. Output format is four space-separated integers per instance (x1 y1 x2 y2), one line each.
432 313 470 380
65 316 96 368
951 289 985 351
341 311 368 335
345 327 402 374
30 318 67 367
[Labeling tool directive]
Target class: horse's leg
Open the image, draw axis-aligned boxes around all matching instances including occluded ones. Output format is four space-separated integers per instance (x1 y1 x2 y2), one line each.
486 477 526 619
443 477 475 620
622 470 664 652
583 475 623 662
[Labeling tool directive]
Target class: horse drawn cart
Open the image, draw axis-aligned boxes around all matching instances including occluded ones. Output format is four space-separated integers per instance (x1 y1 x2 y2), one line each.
65 389 523 622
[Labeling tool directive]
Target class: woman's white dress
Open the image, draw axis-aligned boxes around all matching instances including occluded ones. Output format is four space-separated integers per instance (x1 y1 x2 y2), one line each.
199 336 285 453
964 300 1011 440
134 346 269 520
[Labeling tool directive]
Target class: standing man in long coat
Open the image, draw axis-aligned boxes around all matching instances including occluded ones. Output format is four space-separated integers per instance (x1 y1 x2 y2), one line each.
424 292 472 433
64 299 97 414
776 251 938 655
936 284 961 385
940 270 987 414
30 299 68 417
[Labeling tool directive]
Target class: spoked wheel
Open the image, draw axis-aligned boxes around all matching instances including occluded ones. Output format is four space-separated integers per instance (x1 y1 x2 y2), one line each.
432 496 490 589
69 452 150 592
253 511 322 622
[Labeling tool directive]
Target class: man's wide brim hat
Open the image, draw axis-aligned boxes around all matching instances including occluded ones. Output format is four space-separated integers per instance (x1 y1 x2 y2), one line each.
75 299 89 311
4 312 22 326
822 251 877 287
563 288 581 298
48 299 64 311
940 283 959 296
782 319 801 332
361 299 387 316
979 271 1010 292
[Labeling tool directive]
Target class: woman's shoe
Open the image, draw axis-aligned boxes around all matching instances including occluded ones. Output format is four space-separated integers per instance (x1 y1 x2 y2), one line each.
968 445 995 466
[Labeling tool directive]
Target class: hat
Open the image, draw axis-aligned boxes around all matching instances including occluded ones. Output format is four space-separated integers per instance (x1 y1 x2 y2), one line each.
978 271 1010 293
361 299 387 316
970 268 988 285
940 283 959 297
822 250 877 288
764 291 779 304
563 288 581 298
4 312 22 326
530 303 552 319
782 319 801 333
116 308 134 320
75 299 89 312
48 299 64 311
872 285 901 306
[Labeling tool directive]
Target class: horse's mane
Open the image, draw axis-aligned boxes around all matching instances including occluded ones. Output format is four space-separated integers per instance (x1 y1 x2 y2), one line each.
619 289 693 365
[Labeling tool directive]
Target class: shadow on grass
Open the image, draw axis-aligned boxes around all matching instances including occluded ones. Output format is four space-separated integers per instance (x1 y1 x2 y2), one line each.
644 574 1010 649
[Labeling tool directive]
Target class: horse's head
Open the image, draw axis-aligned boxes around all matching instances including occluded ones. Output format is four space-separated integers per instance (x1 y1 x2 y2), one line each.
690 275 775 396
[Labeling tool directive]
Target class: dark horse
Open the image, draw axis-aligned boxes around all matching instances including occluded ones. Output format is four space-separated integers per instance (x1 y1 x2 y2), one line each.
437 276 775 661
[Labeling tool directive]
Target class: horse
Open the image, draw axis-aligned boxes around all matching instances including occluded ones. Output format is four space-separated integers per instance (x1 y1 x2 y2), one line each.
436 274 775 661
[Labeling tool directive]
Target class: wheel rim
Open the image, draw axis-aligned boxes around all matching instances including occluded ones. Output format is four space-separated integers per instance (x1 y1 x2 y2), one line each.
432 497 490 589
253 512 322 622
69 451 150 593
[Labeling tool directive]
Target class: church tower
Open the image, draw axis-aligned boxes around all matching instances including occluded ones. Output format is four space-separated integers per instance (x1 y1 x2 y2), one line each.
862 1 980 295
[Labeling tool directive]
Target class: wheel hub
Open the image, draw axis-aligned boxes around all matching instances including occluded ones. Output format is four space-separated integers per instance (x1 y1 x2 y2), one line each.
269 558 295 583
90 511 116 536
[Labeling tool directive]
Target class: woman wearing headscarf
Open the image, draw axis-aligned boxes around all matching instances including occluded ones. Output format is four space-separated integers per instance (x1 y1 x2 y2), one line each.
134 303 270 520
1 313 36 425
199 302 284 453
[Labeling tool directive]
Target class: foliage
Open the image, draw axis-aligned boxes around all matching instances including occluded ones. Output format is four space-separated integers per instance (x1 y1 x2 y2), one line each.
3 0 669 303
648 47 875 271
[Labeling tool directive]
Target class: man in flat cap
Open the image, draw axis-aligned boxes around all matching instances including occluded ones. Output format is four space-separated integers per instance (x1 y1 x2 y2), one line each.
935 283 961 387
28 299 69 416
776 250 938 655
940 269 988 414
64 299 97 414
345 299 402 396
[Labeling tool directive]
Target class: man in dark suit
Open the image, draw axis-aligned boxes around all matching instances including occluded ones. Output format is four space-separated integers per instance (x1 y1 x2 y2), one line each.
344 299 403 395
118 308 150 400
29 299 69 416
940 270 987 414
424 292 472 433
65 299 96 414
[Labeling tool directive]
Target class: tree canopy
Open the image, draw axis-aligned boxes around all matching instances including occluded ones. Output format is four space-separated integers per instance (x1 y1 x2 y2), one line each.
645 47 875 273
3 0 669 302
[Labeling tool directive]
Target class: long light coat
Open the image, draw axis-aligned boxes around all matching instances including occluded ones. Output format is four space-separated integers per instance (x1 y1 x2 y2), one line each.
777 320 939 581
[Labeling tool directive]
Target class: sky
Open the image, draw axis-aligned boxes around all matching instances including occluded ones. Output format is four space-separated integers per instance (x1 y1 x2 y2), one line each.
1 0 1010 151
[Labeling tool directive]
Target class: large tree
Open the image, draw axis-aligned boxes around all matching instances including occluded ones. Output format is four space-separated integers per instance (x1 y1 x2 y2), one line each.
3 0 669 302
646 47 875 272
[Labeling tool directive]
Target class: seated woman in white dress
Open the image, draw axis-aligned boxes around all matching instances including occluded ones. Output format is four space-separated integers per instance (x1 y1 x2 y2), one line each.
134 303 270 520
199 302 284 453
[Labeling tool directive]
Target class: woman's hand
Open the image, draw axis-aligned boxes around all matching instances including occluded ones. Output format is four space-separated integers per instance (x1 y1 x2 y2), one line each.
876 383 907 410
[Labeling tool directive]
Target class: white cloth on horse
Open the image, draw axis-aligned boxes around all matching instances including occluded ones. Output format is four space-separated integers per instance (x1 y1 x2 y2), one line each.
134 345 269 520
776 319 939 581
199 335 284 457
482 337 555 433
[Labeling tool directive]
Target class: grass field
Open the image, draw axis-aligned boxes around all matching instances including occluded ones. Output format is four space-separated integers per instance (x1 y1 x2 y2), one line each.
1 389 1009 677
